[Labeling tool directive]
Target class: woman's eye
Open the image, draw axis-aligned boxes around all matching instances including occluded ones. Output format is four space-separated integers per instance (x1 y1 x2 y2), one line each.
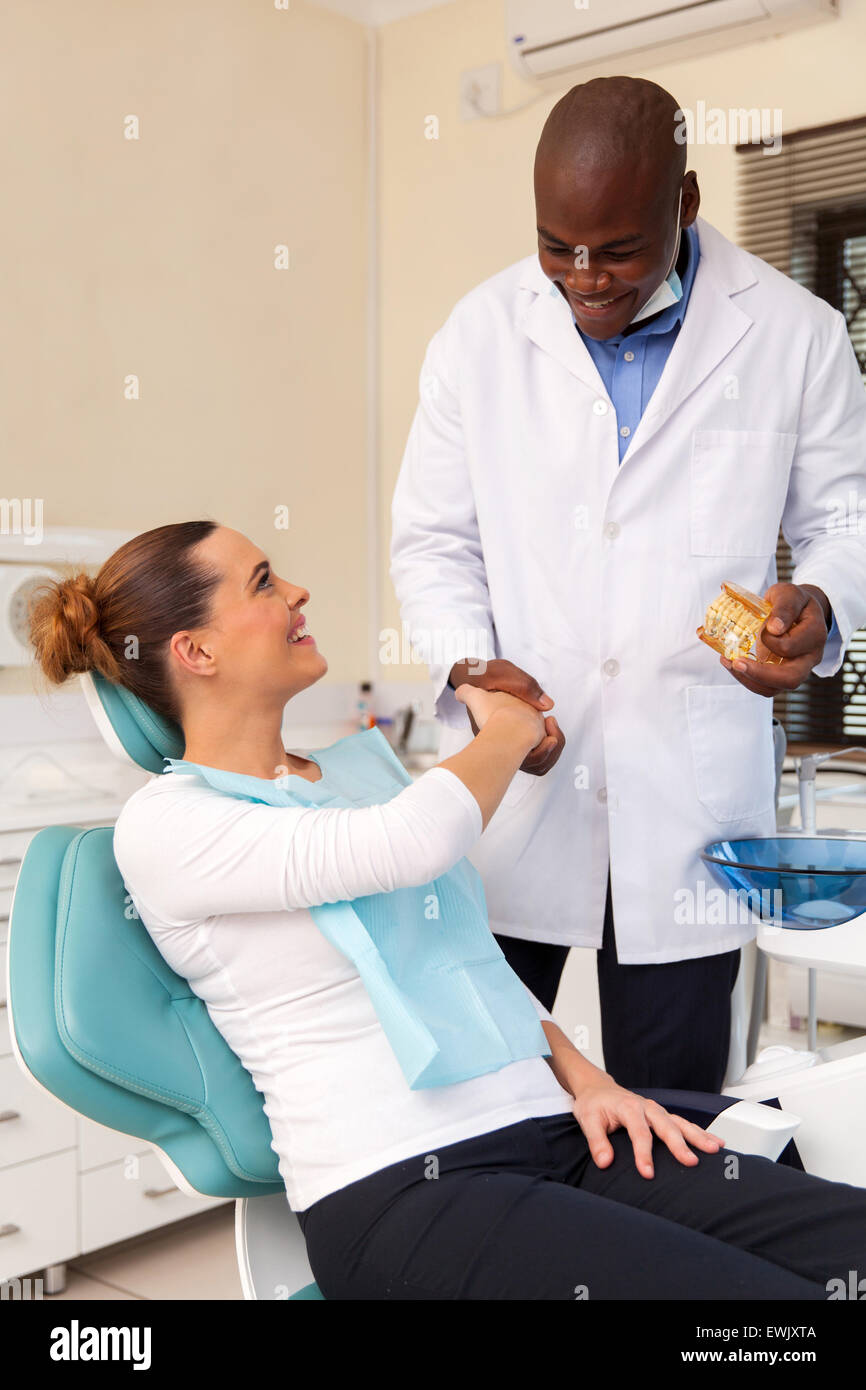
257 572 272 590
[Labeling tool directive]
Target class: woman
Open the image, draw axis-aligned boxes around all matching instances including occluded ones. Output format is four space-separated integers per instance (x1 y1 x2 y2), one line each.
30 519 866 1300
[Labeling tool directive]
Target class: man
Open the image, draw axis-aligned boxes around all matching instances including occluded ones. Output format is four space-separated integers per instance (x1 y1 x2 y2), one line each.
389 76 866 1093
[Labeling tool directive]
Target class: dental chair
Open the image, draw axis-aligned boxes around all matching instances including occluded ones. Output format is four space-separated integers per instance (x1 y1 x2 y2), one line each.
5 676 817 1300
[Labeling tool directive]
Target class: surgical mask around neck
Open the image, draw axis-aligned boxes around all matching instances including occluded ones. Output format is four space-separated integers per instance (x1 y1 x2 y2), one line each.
627 189 683 326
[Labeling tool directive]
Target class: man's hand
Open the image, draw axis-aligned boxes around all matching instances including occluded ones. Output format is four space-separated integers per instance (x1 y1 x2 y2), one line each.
572 1078 724 1180
720 582 830 698
449 657 565 775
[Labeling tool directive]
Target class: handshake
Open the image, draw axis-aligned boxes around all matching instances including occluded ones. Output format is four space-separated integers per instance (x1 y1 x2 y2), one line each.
449 658 566 778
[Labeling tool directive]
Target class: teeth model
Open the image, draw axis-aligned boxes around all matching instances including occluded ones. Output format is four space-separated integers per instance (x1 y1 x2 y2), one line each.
697 582 784 664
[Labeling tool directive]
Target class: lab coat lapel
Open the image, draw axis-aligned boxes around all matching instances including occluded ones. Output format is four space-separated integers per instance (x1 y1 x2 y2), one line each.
517 252 608 397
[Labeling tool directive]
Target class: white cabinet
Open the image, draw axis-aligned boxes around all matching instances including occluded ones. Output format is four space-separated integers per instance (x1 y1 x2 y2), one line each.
0 1152 78 1284
79 1148 224 1256
0 1055 77 1166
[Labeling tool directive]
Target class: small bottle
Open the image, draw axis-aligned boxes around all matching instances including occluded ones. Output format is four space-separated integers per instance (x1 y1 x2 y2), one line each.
357 680 376 731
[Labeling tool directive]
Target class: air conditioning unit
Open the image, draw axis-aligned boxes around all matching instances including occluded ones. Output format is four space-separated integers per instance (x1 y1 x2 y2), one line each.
506 0 838 82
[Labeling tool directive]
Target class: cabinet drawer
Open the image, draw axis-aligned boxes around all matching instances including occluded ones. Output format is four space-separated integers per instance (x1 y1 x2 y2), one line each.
0 821 121 920
78 1114 153 1171
0 1149 78 1283
0 937 8 1057
0 831 36 905
79 1149 226 1254
0 1054 77 1168
0 829 37 871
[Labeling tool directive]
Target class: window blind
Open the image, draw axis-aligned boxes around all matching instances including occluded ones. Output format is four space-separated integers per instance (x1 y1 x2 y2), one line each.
735 117 866 747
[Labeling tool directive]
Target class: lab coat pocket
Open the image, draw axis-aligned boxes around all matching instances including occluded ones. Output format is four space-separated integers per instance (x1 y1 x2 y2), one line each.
689 429 796 557
686 684 776 822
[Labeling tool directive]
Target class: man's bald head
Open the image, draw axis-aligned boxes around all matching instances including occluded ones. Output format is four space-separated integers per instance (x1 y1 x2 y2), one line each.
532 76 698 341
535 76 686 193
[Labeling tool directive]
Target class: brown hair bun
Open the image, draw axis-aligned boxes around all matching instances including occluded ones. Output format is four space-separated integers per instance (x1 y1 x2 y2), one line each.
29 569 110 683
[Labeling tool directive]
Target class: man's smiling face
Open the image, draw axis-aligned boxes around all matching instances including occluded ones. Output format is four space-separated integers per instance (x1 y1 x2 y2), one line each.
535 157 695 342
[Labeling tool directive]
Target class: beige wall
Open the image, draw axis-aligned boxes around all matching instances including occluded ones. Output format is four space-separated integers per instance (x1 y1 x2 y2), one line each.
5 0 865 704
2 0 370 696
377 0 866 688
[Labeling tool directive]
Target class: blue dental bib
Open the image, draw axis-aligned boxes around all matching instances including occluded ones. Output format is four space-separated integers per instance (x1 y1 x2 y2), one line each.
163 725 550 1089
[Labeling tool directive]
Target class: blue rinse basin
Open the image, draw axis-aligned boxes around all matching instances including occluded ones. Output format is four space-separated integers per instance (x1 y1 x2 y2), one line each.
700 836 866 929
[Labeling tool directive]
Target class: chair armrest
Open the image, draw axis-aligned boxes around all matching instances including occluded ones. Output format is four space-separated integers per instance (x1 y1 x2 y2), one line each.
706 1099 801 1162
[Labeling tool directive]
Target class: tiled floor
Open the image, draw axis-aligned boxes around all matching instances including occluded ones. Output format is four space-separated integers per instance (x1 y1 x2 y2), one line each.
42 1015 862 1301
45 1203 242 1300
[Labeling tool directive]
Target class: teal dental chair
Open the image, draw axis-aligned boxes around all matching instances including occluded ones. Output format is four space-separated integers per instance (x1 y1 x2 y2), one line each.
6 673 804 1300
7 671 322 1300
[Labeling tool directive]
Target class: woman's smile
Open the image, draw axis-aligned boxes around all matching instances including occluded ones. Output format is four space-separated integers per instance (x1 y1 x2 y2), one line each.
287 615 316 647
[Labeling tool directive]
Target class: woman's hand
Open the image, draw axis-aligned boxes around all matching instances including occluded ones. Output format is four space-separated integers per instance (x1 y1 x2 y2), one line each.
449 658 565 776
454 682 548 750
572 1078 724 1180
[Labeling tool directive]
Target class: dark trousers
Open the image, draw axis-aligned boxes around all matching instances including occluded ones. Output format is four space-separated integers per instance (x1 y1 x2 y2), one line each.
494 872 741 1093
298 1111 866 1299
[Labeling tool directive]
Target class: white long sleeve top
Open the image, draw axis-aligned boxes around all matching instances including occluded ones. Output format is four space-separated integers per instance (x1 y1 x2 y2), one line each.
112 762 574 1211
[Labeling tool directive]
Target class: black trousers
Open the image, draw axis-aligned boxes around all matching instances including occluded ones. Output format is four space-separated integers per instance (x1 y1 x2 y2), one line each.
494 872 741 1093
297 1111 866 1299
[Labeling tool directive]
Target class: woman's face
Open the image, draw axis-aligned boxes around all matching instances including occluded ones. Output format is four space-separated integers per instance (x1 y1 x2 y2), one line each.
171 526 328 707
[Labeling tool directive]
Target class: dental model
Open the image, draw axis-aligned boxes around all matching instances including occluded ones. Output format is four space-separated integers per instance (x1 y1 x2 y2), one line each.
697 581 785 664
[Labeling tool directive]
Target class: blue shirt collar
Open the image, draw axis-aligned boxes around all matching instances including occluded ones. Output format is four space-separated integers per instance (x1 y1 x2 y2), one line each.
563 223 700 343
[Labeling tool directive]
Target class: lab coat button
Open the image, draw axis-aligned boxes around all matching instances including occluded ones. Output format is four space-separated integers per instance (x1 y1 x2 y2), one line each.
597 787 607 803
592 399 609 416
604 521 620 539
603 658 620 677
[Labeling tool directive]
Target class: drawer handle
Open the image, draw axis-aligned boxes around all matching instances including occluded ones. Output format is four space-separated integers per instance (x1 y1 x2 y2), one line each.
0 1110 20 1123
143 1185 178 1199
0 1223 21 1238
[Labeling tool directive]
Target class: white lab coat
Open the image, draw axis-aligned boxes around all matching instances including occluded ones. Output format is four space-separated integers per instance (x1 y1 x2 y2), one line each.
390 216 866 963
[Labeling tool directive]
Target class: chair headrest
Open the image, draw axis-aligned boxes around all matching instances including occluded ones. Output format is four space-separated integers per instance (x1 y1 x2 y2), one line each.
81 670 184 774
